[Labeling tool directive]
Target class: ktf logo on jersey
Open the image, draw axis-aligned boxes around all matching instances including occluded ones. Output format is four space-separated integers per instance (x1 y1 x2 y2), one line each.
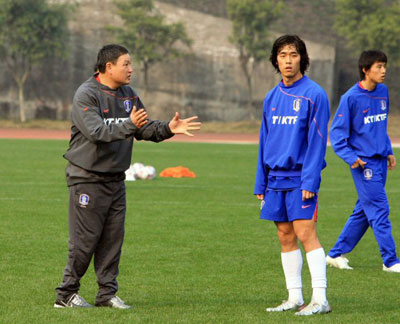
293 98 301 112
381 100 386 111
124 100 132 113
363 168 373 180
364 113 387 124
272 116 298 125
103 117 130 125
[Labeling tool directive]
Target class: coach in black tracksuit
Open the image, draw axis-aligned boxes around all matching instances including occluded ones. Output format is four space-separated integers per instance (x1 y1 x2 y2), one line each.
54 44 200 309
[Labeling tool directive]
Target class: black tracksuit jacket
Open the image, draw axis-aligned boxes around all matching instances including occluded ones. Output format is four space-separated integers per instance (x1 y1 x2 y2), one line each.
64 73 174 185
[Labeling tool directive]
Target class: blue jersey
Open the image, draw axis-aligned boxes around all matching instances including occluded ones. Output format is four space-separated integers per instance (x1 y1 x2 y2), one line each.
254 75 330 195
330 82 393 166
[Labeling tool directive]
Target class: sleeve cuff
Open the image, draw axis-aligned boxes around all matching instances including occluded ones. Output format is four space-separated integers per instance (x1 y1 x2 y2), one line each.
254 184 266 195
124 118 138 133
165 122 175 137
346 156 359 166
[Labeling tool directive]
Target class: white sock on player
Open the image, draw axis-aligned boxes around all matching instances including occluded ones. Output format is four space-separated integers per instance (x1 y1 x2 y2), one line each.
281 249 304 305
306 247 327 303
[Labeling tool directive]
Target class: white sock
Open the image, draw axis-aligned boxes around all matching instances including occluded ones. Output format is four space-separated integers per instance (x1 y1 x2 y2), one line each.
306 248 327 303
281 249 304 304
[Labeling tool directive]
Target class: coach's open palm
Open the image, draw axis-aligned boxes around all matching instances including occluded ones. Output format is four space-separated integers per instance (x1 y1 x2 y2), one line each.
169 112 201 136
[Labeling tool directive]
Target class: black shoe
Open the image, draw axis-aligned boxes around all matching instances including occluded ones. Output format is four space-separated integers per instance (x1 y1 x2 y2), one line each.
54 293 92 308
95 296 132 309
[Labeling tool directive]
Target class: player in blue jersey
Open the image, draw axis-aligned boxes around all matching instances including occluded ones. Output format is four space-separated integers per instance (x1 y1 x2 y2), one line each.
326 50 400 273
254 35 331 316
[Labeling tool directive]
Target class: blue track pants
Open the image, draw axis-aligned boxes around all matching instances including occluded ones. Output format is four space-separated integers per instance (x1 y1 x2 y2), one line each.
328 157 399 267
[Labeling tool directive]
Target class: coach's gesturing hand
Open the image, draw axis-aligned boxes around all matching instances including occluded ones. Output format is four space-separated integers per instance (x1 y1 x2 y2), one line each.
169 112 201 137
130 106 148 128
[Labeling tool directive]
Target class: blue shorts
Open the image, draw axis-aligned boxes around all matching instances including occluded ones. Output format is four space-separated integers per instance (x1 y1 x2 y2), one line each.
260 188 318 222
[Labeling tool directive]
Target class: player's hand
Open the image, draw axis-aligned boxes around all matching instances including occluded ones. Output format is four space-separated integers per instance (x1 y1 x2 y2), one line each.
169 112 201 137
256 194 264 200
130 106 148 128
351 158 367 169
302 190 315 201
388 155 396 170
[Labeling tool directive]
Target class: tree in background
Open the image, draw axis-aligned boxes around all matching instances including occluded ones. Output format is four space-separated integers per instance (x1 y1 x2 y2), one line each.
227 0 283 120
335 0 400 65
110 0 192 97
0 0 70 122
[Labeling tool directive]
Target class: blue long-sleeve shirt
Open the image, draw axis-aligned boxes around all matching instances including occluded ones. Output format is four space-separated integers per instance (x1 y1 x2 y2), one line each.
330 82 393 166
254 75 330 195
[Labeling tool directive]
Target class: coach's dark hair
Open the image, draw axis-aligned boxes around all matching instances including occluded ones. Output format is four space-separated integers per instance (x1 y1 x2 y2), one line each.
270 35 309 75
94 44 129 73
358 50 387 80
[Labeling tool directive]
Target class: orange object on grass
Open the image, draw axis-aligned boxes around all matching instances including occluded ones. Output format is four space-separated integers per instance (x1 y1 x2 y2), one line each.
160 166 196 178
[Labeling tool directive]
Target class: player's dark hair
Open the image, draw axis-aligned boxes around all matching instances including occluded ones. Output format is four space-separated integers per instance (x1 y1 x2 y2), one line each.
358 50 387 80
270 35 309 75
95 44 129 73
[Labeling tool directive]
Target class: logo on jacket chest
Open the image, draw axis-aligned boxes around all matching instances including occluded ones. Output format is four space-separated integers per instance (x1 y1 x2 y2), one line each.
380 100 386 111
293 98 301 112
124 100 132 113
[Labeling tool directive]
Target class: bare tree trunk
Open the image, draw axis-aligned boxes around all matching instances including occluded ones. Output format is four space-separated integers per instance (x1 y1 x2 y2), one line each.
12 69 29 123
245 73 254 121
18 83 26 122
16 72 29 123
143 61 149 102
240 55 255 121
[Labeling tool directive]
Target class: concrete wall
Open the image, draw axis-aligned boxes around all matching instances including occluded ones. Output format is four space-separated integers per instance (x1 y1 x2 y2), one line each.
0 0 335 122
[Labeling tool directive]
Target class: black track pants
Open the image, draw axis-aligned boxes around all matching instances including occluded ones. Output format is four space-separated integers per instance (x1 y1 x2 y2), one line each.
56 181 126 303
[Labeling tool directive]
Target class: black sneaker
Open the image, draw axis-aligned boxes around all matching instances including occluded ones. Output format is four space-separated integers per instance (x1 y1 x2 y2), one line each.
54 293 93 308
95 296 132 309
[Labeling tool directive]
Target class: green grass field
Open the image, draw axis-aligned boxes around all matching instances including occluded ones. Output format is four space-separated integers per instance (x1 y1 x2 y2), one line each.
0 139 399 324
